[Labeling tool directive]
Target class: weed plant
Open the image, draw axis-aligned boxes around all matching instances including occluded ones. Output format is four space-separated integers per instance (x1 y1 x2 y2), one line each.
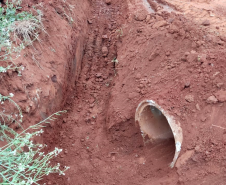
0 94 69 184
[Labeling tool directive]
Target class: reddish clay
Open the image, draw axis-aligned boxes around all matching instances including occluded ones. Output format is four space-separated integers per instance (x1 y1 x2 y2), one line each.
2 0 226 184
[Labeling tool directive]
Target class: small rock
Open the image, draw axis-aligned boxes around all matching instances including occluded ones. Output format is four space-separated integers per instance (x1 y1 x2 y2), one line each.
217 40 224 45
111 156 116 161
105 0 111 5
146 14 151 22
216 83 224 88
202 20 210 26
102 35 108 39
185 95 194 102
184 80 190 88
175 150 194 168
63 118 67 123
214 90 226 102
149 48 160 61
80 139 85 142
90 103 95 108
96 73 102 78
87 19 92 24
195 145 201 153
201 116 206 122
134 11 147 21
7 70 13 77
152 20 167 29
64 150 68 154
220 36 226 42
206 95 218 104
196 104 201 111
165 51 171 56
136 73 141 79
184 52 190 56
17 94 28 102
102 46 108 57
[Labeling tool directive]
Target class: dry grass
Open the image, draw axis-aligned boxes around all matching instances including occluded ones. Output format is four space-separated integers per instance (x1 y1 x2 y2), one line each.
10 15 46 45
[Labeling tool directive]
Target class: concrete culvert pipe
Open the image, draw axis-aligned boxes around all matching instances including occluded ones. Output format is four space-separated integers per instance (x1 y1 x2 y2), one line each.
135 100 183 168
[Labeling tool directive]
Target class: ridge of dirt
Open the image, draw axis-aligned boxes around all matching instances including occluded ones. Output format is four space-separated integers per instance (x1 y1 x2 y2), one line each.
0 0 89 130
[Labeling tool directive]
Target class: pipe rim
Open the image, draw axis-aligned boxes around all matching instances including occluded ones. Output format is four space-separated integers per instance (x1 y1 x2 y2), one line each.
135 100 183 168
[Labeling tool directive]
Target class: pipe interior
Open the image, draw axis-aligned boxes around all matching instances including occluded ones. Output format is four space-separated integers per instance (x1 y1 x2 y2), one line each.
140 105 174 142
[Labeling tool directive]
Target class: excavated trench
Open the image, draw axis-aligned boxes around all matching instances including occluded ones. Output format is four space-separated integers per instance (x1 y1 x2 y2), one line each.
40 0 226 184
41 0 186 184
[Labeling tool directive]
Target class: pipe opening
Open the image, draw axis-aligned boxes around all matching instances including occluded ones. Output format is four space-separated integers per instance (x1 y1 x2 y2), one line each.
140 105 174 143
135 100 183 168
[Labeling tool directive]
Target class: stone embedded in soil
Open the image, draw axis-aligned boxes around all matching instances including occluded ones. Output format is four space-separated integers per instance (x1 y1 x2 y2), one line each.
134 11 147 21
216 83 224 88
175 150 194 168
201 116 207 122
102 35 108 39
136 73 141 79
195 145 201 153
7 70 13 77
202 20 210 26
102 46 109 57
152 20 167 29
165 51 171 56
206 95 218 104
96 73 102 78
185 95 194 102
105 0 111 5
214 90 226 102
184 80 191 88
196 104 201 111
149 48 160 61
87 19 92 24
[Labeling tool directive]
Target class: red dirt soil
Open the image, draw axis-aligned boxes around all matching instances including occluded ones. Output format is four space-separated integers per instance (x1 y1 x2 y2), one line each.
2 0 226 184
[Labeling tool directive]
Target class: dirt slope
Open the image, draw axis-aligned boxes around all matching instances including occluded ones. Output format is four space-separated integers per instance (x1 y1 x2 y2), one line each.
0 0 89 129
